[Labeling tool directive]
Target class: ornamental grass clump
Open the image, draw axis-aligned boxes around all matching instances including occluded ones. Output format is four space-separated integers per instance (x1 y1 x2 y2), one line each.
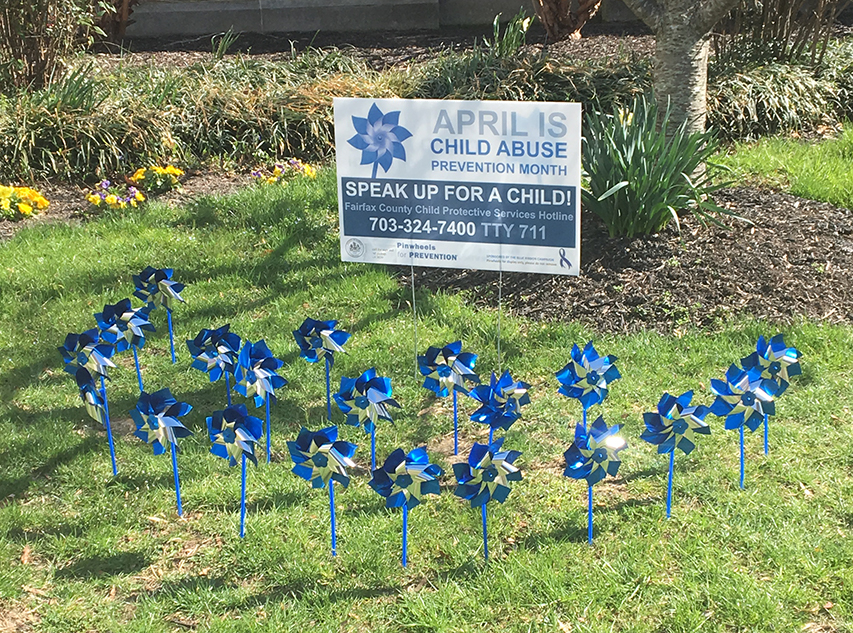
0 185 49 220
129 165 184 195
251 159 317 184
582 96 733 238
85 180 145 210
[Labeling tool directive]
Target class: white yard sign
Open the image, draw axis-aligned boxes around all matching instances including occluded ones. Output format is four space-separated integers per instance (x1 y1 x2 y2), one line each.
334 98 581 275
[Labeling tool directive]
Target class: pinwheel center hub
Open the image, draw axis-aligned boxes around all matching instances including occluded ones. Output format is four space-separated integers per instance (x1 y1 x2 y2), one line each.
310 336 322 349
591 447 608 463
672 419 688 435
586 371 600 385
740 392 756 406
313 453 328 468
482 466 498 482
355 395 370 409
769 361 781 375
395 474 413 489
222 428 236 444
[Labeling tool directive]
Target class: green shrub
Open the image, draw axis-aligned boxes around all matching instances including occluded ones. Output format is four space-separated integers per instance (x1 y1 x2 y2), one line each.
583 96 730 237
402 52 651 111
707 63 838 141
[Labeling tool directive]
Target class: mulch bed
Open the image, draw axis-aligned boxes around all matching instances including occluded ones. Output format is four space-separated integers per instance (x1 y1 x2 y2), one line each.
403 187 853 333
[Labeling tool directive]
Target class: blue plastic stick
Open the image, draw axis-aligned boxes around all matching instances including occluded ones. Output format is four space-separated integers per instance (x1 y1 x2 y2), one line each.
100 376 117 476
666 450 674 519
453 391 458 455
167 308 176 364
488 427 494 444
582 408 587 430
371 427 376 471
402 504 408 568
171 441 183 516
763 413 769 455
132 345 143 392
329 480 337 557
325 356 332 420
587 485 593 544
240 453 247 538
739 426 745 490
225 372 232 406
481 503 488 562
265 394 271 464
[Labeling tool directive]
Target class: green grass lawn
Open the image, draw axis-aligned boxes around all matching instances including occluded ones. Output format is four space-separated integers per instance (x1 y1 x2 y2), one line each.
1 170 852 632
716 125 853 209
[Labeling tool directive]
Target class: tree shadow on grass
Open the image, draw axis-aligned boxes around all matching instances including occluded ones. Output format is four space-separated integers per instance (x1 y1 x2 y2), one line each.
0 419 101 500
55 551 152 579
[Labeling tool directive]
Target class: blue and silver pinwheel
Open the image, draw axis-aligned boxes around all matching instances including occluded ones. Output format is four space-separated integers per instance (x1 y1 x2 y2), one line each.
556 341 620 427
62 332 118 473
58 329 116 379
131 388 193 516
94 298 155 392
418 341 480 455
710 364 778 489
334 368 401 470
207 404 264 537
293 318 351 419
453 438 522 561
75 367 108 427
287 425 357 556
742 334 802 454
347 103 412 178
133 266 186 364
563 415 627 543
468 370 530 443
74 367 118 474
187 325 241 405
369 446 443 567
234 339 287 463
640 391 710 518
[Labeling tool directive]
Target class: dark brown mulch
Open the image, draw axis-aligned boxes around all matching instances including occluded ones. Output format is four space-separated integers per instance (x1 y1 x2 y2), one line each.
107 21 653 72
403 187 853 333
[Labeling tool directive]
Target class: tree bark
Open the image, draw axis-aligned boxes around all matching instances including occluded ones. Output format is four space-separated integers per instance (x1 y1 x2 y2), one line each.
620 0 739 133
654 19 711 133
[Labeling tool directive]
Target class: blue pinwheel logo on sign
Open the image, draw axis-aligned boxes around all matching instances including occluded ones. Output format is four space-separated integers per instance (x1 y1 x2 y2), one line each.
348 104 412 179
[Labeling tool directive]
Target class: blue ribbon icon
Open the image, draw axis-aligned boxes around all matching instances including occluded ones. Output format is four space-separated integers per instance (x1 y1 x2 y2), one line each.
559 248 572 269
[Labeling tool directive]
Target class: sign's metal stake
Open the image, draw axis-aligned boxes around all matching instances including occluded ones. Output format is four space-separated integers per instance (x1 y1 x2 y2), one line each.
497 269 503 373
411 264 419 378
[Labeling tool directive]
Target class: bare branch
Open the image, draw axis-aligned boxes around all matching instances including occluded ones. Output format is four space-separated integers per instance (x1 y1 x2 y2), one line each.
619 0 664 32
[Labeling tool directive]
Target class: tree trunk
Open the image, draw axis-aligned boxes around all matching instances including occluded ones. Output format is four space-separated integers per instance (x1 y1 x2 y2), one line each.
654 21 711 133
620 0 739 132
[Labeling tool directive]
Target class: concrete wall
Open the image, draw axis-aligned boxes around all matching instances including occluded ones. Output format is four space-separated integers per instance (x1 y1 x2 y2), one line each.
127 0 638 38
128 0 441 37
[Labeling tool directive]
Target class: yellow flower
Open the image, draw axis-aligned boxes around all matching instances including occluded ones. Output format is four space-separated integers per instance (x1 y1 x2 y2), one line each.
105 194 119 206
87 194 102 205
266 177 276 184
18 203 32 216
130 200 137 207
135 191 145 202
0 185 13 198
303 164 317 179
1 198 10 211
152 166 167 175
130 168 147 182
165 165 184 176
